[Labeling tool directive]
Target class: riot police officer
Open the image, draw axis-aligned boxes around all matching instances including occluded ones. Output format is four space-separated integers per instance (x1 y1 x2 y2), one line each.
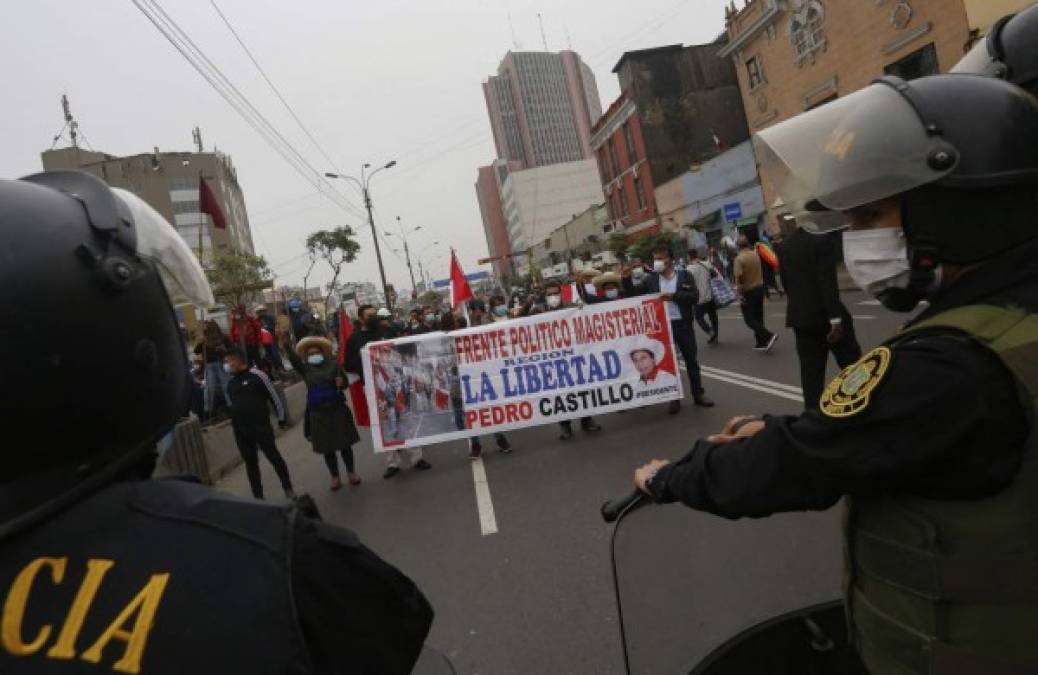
953 3 1038 96
0 171 432 673
632 73 1038 673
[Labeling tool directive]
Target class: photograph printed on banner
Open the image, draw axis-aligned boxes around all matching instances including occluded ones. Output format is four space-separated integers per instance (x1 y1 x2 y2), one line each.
367 335 466 447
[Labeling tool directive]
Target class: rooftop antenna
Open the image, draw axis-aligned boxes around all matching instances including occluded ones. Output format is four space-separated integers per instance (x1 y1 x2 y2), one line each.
192 126 204 152
505 1 520 49
60 94 79 148
538 13 548 51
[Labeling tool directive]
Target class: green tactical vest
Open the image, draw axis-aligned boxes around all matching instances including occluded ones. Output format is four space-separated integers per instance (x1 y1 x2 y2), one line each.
844 305 1038 675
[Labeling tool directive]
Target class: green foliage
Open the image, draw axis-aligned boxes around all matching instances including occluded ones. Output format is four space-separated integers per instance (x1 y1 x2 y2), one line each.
305 226 361 311
206 252 272 308
418 290 443 309
628 232 681 262
607 232 630 259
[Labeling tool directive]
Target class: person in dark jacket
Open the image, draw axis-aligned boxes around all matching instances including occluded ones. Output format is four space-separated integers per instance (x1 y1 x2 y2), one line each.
626 246 715 414
285 335 362 491
776 225 862 409
194 319 232 418
224 348 295 500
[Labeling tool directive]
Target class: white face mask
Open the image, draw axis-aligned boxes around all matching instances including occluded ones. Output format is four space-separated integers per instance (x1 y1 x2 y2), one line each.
604 288 620 299
546 294 562 308
631 267 645 280
842 228 912 295
425 314 437 324
307 354 325 365
222 363 233 374
652 260 667 273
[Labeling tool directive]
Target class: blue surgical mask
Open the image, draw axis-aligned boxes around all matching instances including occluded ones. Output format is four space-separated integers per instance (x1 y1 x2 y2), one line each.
493 305 507 317
307 354 325 366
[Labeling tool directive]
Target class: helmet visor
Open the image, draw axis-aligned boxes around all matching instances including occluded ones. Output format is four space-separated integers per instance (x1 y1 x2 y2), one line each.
112 188 215 308
754 81 957 216
951 38 1003 77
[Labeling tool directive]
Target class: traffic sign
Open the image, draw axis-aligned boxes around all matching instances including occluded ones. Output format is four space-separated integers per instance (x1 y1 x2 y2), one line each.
723 202 742 221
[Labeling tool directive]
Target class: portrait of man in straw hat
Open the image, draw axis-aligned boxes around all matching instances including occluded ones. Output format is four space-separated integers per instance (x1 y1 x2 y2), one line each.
628 335 678 391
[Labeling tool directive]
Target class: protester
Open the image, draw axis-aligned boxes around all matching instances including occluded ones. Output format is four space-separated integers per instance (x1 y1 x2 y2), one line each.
686 249 720 344
194 319 232 420
539 280 603 440
734 235 778 352
580 271 624 304
627 246 715 413
345 304 431 478
230 306 264 366
777 225 862 409
708 246 728 283
488 295 510 322
223 347 295 500
283 334 362 490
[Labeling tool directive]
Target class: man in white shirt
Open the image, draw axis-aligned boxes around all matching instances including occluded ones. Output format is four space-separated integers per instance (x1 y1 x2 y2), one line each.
687 248 719 344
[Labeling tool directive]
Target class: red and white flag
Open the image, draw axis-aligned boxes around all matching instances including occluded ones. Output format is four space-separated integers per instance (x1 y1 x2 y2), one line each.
336 309 370 426
560 282 580 305
450 250 474 308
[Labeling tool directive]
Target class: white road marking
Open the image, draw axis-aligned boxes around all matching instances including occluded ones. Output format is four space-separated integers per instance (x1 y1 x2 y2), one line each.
700 365 803 395
851 315 876 320
471 457 498 536
859 299 882 306
682 365 804 403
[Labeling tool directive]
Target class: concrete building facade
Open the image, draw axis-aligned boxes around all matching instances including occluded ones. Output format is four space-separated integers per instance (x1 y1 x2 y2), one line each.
498 159 604 274
474 161 516 279
528 203 610 273
483 50 603 169
591 42 750 237
718 0 1025 230
41 146 254 261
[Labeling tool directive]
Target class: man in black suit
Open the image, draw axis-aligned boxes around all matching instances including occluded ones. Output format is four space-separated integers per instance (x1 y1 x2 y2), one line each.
627 246 715 413
775 225 862 409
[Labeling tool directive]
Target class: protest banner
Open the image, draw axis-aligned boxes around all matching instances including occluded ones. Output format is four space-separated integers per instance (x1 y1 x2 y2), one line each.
361 295 682 451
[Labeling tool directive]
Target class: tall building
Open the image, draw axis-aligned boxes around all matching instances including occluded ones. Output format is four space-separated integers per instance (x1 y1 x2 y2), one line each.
718 0 1031 231
41 146 255 260
475 161 517 279
483 50 603 169
591 41 750 237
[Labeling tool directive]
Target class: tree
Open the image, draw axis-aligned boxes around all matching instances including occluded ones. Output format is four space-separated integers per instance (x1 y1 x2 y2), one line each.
629 232 681 262
607 232 630 260
206 251 273 309
418 290 443 310
305 226 361 314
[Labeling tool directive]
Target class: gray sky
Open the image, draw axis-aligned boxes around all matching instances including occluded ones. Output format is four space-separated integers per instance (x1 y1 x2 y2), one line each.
2 0 729 293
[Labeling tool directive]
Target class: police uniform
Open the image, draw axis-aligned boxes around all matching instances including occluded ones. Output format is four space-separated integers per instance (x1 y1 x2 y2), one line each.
638 70 1038 674
0 172 433 674
0 479 432 674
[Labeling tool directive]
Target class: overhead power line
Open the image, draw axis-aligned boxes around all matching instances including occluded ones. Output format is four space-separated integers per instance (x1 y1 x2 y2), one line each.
130 0 366 219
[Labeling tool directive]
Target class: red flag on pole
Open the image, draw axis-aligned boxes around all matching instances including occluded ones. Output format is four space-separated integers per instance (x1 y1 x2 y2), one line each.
450 249 474 308
199 177 227 230
336 309 370 427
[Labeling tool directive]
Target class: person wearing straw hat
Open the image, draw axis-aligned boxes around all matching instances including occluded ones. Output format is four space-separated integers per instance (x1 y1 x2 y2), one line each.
283 334 362 491
580 270 625 304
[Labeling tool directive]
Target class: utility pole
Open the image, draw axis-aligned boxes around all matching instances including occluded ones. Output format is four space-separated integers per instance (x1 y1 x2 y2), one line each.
396 216 418 292
363 187 391 310
538 13 548 50
192 126 204 152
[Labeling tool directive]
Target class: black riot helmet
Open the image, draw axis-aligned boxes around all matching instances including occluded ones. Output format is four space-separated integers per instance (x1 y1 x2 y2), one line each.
755 74 1038 266
0 170 214 538
952 5 1038 97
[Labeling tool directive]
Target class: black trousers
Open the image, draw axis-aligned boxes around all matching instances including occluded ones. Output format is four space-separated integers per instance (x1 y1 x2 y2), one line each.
794 324 863 410
671 319 705 397
693 301 719 338
233 423 293 499
323 447 356 477
740 286 773 346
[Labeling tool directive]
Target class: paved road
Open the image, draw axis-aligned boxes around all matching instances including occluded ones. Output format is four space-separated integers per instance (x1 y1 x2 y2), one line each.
218 291 904 674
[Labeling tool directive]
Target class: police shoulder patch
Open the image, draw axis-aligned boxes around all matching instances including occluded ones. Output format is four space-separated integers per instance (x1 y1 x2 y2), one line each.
819 346 892 418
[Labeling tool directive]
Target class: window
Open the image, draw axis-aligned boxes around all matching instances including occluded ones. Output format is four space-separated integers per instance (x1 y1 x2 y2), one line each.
622 122 637 162
597 148 611 183
172 200 199 215
168 176 195 191
634 174 647 211
885 43 938 81
745 55 765 89
790 1 825 62
618 184 629 219
608 138 621 175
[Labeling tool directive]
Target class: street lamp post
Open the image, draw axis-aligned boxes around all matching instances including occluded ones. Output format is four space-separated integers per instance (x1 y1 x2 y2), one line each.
386 216 421 293
325 160 396 309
